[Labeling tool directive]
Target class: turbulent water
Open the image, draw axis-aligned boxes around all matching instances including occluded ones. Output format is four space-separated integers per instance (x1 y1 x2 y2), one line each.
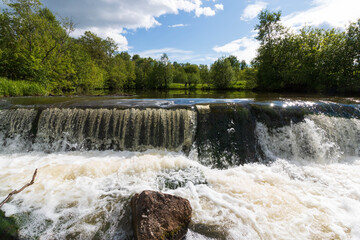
1 100 360 239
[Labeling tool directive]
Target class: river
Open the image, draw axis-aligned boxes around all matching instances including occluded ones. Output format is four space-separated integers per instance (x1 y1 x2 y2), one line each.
0 93 360 239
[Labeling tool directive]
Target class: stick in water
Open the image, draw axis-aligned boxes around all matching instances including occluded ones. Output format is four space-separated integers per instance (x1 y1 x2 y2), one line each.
0 169 38 208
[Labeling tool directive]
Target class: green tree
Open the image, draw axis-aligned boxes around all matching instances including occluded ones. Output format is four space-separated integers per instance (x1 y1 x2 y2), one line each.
253 10 287 90
182 63 199 87
134 57 154 89
68 40 105 92
210 57 234 89
106 54 136 90
187 72 200 88
345 19 360 92
240 60 247 70
199 64 211 86
153 53 173 89
0 0 75 92
78 31 117 67
173 67 187 83
148 56 173 89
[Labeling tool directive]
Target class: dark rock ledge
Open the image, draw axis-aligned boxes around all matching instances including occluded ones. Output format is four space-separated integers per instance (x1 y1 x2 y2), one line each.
131 190 192 240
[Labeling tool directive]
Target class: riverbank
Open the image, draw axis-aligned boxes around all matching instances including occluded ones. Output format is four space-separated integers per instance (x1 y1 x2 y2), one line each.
168 82 248 90
0 78 252 97
0 78 48 97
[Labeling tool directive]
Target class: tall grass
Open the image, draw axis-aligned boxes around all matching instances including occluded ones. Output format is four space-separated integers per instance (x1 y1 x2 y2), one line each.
0 78 48 97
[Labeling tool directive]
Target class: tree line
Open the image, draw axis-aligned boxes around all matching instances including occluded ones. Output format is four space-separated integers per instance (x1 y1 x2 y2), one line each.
253 10 360 94
0 0 359 96
0 0 255 95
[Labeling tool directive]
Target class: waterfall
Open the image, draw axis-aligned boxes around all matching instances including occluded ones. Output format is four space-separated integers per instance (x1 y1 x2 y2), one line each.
1 100 360 239
0 108 196 153
0 102 359 166
256 114 360 163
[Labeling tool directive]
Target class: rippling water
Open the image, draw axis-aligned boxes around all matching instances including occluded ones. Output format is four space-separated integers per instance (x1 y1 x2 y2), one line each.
1 149 360 239
1 98 360 239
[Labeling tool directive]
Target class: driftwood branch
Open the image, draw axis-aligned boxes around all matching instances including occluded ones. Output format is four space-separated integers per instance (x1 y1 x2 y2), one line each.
0 169 38 209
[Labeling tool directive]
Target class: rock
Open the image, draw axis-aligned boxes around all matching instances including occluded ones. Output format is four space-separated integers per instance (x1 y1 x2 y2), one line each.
131 190 192 240
0 210 19 240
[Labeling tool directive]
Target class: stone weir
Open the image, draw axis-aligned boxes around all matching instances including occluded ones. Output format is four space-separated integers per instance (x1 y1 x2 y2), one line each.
0 102 360 168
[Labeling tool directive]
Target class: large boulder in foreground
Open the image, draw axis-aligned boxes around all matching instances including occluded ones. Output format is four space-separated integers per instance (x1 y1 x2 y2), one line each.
131 190 192 240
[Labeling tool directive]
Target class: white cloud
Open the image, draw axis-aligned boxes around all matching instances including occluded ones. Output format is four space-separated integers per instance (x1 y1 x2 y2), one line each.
283 0 360 29
195 7 216 17
215 4 224 11
72 27 129 51
241 1 268 21
134 48 217 64
43 0 221 49
136 48 193 60
168 24 188 28
213 37 260 63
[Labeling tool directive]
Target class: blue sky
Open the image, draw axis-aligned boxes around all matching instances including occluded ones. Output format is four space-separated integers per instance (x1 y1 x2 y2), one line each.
3 0 360 64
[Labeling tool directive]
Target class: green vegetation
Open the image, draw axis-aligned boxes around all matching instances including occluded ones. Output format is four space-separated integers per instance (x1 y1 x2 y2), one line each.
0 210 19 239
0 0 255 96
0 0 359 96
253 10 360 94
169 81 248 90
0 77 48 96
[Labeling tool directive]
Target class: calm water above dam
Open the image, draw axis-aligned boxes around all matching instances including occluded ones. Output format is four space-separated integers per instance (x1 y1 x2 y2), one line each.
0 93 360 239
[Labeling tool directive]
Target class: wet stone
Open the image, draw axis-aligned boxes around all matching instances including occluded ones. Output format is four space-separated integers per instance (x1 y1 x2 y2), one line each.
131 190 192 240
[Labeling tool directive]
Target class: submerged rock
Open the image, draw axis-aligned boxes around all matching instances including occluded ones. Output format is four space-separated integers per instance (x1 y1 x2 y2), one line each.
131 190 192 240
0 210 19 240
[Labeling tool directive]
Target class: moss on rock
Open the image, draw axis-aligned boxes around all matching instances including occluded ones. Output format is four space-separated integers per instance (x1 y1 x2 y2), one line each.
0 210 19 240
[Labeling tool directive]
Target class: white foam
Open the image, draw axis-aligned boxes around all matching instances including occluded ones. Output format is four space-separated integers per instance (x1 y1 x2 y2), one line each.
1 151 360 239
256 114 360 164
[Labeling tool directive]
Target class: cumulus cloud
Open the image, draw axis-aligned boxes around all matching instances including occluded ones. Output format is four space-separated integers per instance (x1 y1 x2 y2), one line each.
283 0 360 29
240 1 268 21
42 0 222 49
213 37 260 63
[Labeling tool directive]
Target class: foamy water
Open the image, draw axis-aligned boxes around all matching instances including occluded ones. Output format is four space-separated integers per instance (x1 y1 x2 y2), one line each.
1 149 360 239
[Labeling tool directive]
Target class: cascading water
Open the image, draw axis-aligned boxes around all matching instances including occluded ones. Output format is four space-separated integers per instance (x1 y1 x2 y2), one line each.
1 99 360 239
0 108 196 152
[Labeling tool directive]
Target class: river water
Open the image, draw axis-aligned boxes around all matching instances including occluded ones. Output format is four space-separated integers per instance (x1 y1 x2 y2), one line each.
0 93 360 239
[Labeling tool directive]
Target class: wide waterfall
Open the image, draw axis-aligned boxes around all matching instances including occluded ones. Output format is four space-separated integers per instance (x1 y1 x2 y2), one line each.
1 102 358 166
0 98 360 239
0 108 196 152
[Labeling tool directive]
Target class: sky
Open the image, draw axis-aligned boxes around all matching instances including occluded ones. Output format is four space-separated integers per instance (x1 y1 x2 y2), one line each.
3 0 360 64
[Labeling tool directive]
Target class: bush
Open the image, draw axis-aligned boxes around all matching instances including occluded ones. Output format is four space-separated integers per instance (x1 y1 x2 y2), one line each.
0 78 48 97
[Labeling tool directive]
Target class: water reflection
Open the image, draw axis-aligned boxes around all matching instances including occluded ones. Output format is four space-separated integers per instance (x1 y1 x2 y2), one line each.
1 90 360 109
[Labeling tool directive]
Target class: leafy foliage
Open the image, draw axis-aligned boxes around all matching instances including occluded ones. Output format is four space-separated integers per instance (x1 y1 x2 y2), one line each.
210 58 235 89
253 10 360 94
0 0 255 95
5 0 359 95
